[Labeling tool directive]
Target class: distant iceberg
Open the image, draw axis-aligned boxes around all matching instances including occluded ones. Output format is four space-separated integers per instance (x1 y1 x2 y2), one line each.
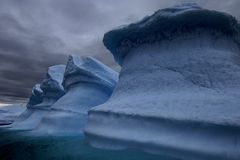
85 4 240 160
10 65 65 131
31 65 65 108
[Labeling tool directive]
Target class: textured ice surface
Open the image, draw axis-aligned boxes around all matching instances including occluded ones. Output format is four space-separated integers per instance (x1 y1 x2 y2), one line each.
86 4 240 160
37 55 118 134
103 3 240 65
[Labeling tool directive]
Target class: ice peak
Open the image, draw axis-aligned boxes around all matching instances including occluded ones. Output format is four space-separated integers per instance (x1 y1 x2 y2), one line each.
46 65 65 84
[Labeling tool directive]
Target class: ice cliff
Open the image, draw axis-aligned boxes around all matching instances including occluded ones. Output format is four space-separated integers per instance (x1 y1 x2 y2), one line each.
85 4 240 160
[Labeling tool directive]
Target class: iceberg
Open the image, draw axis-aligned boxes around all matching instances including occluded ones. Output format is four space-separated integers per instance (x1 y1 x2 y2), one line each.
10 65 65 131
85 3 240 160
5 55 118 134
53 55 118 113
33 65 65 108
37 55 118 134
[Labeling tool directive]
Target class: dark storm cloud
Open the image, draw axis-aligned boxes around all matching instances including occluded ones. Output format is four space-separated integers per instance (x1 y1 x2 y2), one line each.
0 0 67 103
0 0 239 103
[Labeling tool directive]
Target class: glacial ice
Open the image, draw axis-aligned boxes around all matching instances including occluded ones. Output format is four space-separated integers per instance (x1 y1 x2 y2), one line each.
10 65 65 130
37 55 118 134
6 55 118 134
85 4 240 160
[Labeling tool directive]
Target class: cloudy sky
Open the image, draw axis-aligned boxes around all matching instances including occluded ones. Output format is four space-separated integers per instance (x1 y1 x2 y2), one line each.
0 0 239 104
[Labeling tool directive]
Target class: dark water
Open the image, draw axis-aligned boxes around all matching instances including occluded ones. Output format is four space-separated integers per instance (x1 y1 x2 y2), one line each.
0 131 180 160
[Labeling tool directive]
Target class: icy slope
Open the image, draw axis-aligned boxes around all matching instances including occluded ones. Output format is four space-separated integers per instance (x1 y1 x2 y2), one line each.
37 55 118 134
85 4 240 160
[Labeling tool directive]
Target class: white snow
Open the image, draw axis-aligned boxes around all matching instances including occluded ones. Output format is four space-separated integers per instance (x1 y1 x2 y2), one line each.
85 4 240 160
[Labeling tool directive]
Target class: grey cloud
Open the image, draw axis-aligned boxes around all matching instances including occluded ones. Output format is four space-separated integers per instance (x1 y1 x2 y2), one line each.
0 0 239 103
0 0 67 103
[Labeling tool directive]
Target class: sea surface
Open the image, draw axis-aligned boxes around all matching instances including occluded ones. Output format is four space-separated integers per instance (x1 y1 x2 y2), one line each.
0 130 180 160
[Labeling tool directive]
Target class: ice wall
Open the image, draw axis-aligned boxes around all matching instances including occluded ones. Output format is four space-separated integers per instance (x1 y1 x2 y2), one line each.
85 4 240 160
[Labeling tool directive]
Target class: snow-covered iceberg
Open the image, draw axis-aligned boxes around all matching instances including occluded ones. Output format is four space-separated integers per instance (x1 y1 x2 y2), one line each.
85 4 240 160
10 65 65 130
37 55 118 134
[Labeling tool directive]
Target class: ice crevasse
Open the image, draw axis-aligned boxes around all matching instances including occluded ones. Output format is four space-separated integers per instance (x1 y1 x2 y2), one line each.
85 3 240 160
